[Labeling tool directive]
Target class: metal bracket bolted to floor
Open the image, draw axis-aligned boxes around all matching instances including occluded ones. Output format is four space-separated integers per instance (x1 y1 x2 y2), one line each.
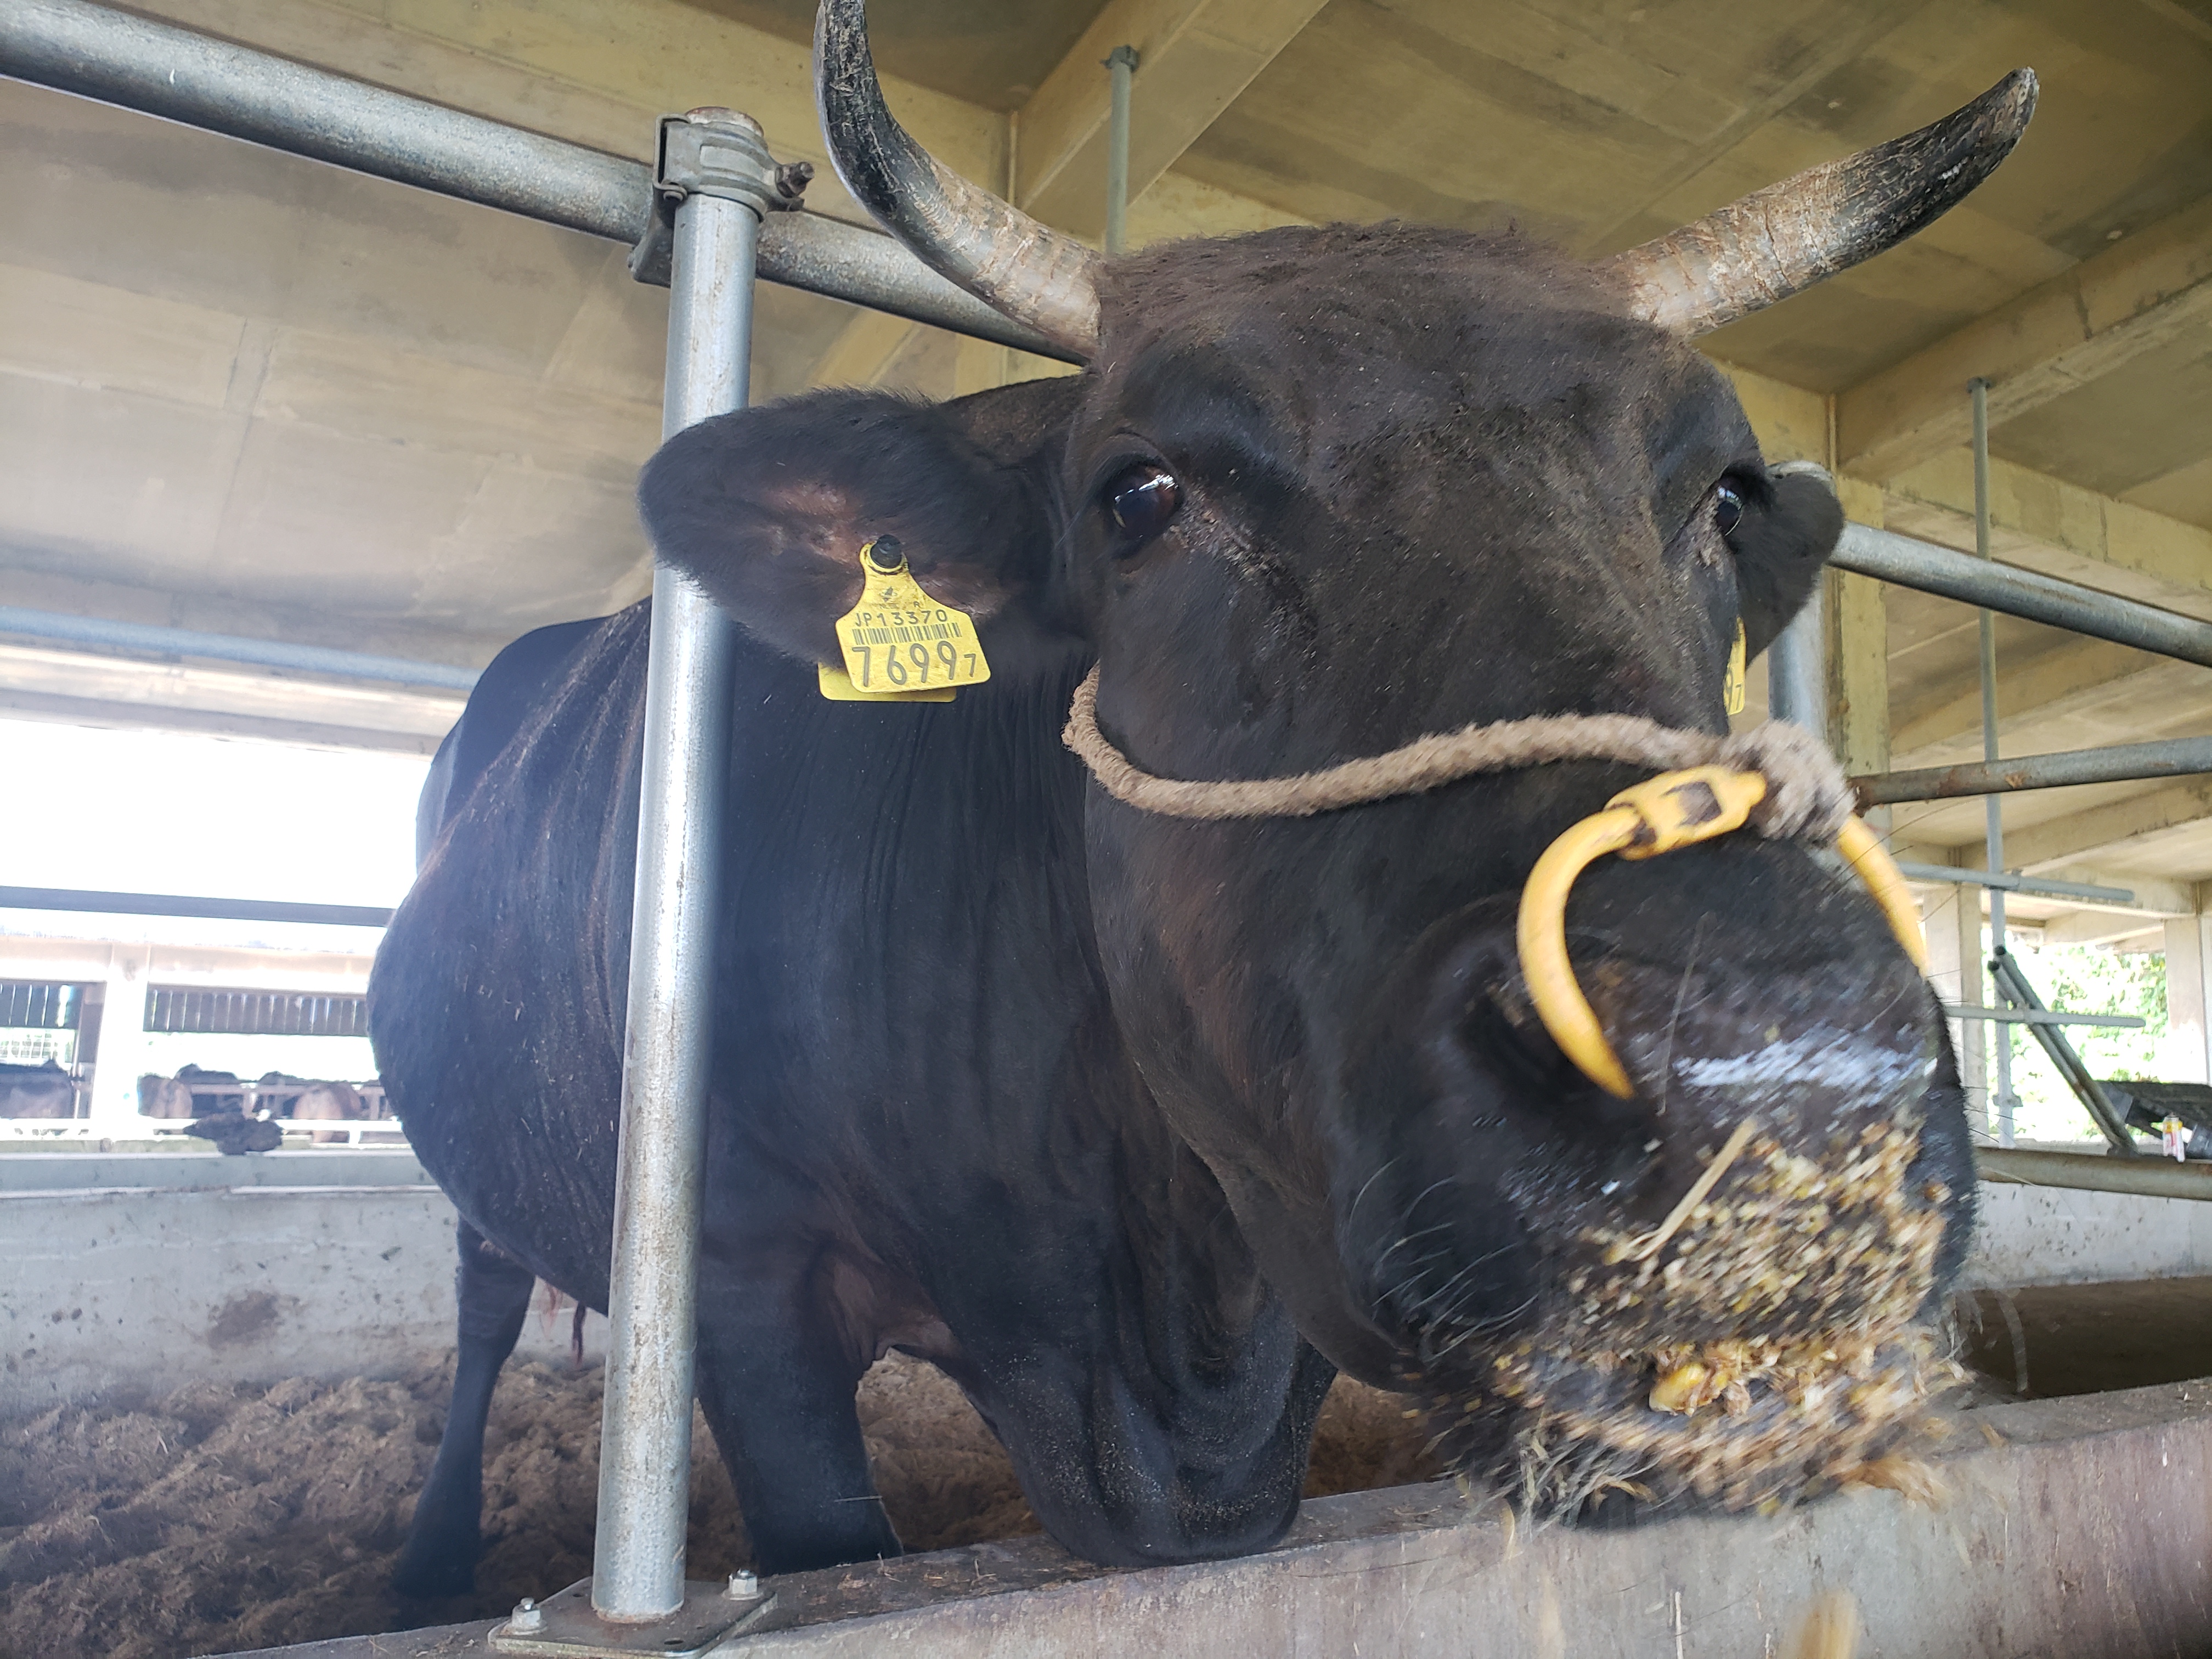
490 1576 775 1658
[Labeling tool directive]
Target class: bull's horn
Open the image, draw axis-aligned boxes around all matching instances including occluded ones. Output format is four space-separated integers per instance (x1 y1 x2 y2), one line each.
1604 69 2036 335
815 0 1102 358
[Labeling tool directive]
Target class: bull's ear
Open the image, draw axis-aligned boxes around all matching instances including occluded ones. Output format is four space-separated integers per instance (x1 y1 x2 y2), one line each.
636 378 1079 673
1733 466 1844 661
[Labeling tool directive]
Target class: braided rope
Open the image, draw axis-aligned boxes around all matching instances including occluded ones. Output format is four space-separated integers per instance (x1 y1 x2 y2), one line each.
1060 667 1856 843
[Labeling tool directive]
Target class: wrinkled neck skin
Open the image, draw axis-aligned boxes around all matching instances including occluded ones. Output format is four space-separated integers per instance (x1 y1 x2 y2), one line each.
1059 232 1971 1404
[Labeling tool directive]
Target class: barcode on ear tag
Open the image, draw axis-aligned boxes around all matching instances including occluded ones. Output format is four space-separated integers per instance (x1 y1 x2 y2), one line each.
826 537 991 699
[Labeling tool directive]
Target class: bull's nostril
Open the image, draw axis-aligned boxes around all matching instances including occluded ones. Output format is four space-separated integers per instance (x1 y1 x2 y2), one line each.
1460 986 1595 1101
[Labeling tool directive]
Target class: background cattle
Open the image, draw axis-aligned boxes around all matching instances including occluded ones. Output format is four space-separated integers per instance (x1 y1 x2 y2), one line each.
137 1071 196 1118
288 1077 369 1143
0 1058 78 1118
135 1066 373 1139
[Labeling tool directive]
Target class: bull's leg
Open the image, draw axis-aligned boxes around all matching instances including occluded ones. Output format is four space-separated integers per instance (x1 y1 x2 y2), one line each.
691 1252 901 1575
394 1218 537 1597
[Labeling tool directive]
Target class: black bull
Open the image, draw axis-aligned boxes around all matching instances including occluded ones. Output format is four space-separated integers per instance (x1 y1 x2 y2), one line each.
373 229 1976 1591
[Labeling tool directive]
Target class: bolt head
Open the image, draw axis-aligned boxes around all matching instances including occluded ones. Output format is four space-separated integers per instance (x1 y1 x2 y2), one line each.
725 1570 762 1600
509 1598 545 1632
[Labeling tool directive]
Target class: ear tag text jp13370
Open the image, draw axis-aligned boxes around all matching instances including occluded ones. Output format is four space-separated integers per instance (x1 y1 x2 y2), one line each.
1723 619 1746 716
816 535 991 703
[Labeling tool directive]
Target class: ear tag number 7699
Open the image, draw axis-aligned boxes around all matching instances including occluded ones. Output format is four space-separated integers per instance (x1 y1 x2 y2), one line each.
817 536 991 703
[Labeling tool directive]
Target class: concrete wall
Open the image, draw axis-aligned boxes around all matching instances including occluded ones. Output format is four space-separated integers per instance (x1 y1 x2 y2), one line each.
1967 1177 2212 1288
0 1177 596 1411
8 1162 2212 1411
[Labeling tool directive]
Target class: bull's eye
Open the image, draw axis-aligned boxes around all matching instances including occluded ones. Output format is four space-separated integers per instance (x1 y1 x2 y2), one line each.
1713 482 1745 539
1104 465 1181 550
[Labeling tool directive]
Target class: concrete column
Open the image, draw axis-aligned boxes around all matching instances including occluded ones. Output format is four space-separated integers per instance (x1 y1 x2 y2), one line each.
1827 481 1890 826
2163 912 2212 1085
1923 880 1990 1133
91 944 155 1124
1826 569 1889 775
1822 484 1893 778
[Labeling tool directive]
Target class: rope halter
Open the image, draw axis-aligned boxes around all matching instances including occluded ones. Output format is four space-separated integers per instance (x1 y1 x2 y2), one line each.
1060 667 1926 1099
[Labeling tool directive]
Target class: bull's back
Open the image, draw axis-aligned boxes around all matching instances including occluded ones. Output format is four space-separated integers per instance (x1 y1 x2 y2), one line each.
415 613 611 864
370 607 651 1302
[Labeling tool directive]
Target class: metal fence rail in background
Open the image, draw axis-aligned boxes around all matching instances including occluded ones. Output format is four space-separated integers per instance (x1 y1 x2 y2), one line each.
1978 1146 2212 1202
1832 522 2212 669
1891 863 2137 904
0 0 1082 363
0 885 395 928
0 606 480 690
0 2 800 1641
1855 735 2212 806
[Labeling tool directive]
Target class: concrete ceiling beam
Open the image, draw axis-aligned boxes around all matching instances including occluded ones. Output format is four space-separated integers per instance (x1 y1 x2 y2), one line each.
2040 909 2171 948
1888 642 2204 761
1836 197 2212 484
1989 778 2212 874
806 308 931 391
1013 0 1329 242
2030 863 2198 919
1880 451 2212 623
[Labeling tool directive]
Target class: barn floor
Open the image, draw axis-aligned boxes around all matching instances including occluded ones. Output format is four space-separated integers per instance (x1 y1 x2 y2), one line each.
0 1351 1431 1659
11 1276 2211 1659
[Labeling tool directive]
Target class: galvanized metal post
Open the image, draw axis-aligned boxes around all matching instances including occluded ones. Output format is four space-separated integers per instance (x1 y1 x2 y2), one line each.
1766 584 1828 744
1104 46 1137 257
591 110 771 1625
1971 376 2015 1148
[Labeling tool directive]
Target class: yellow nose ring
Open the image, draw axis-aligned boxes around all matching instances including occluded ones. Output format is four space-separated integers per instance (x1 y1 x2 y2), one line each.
1515 767 1928 1099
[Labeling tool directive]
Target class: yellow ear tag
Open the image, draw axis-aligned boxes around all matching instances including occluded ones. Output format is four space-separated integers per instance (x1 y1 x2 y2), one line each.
1723 618 1747 716
817 662 955 702
818 535 991 703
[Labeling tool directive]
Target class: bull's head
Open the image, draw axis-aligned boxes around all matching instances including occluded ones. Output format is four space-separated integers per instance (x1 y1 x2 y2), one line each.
657 1 2032 1524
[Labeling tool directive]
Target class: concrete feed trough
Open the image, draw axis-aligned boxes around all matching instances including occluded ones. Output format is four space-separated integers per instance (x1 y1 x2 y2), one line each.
8 1154 2212 1657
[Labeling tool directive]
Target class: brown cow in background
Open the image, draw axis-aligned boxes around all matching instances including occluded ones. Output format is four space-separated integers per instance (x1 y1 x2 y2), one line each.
1 1059 78 1118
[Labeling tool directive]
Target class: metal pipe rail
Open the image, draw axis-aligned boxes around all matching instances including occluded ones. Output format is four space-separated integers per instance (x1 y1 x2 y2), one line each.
0 605 478 691
1941 1006 2145 1030
1104 46 1137 257
1854 735 2212 805
1977 1146 2212 1201
1890 861 2135 904
0 885 394 928
1832 523 2212 670
1990 947 2137 1153
0 0 1082 363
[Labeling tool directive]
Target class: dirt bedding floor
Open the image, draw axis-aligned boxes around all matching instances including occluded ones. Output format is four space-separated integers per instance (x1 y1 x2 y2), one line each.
0 1354 1432 1659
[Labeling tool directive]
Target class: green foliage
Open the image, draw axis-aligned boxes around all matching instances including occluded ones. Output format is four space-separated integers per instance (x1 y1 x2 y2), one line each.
1994 938 2168 1144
